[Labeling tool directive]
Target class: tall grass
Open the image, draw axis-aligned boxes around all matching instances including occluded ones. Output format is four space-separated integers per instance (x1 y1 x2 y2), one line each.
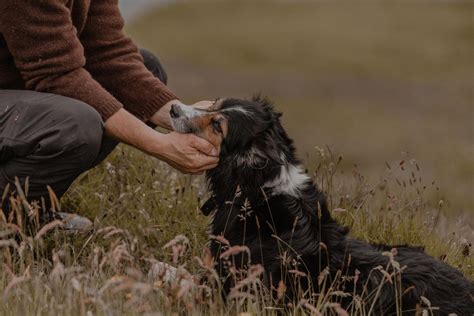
1 146 472 315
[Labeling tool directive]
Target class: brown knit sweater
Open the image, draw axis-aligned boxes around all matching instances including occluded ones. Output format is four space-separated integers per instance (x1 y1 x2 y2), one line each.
0 0 177 121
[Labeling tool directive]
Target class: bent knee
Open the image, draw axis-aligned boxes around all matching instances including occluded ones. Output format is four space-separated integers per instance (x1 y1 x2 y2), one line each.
29 96 104 166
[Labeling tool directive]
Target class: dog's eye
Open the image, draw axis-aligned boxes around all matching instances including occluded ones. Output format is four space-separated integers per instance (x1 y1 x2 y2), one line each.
212 119 223 134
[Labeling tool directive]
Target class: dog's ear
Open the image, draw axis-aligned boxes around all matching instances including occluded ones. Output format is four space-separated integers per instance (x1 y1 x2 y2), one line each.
200 196 217 216
252 95 283 123
251 94 272 108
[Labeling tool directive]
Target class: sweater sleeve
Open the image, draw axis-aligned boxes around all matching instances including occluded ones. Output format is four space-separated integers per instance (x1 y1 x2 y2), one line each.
81 0 178 121
0 1 123 121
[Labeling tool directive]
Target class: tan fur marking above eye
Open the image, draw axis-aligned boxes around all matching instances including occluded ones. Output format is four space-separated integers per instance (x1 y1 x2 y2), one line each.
187 113 227 149
192 114 213 131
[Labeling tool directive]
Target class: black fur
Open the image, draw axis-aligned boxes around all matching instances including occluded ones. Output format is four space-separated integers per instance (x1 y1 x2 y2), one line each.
204 97 474 315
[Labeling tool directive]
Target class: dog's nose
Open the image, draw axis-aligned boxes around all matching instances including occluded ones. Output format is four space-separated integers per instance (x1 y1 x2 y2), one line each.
170 104 180 118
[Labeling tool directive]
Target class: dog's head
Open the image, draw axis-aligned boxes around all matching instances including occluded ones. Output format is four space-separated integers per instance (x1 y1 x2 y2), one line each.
170 96 292 168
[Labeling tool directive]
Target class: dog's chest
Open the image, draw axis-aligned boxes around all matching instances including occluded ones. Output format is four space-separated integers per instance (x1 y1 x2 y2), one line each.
211 194 297 248
211 196 258 239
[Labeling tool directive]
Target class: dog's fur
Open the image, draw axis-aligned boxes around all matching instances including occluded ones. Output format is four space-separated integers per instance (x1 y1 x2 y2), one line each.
171 97 474 315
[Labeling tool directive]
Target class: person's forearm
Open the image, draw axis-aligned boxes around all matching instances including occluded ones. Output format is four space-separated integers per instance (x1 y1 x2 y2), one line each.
149 99 179 130
105 108 166 156
104 108 219 174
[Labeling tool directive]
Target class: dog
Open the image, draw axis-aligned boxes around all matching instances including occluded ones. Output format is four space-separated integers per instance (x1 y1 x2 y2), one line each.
170 97 474 315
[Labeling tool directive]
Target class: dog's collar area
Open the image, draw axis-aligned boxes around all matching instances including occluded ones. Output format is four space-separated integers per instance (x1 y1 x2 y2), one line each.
201 184 275 216
199 185 241 216
203 163 309 215
200 196 217 216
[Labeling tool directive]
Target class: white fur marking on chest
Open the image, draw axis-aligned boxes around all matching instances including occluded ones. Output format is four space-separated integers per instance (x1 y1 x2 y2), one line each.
263 164 309 198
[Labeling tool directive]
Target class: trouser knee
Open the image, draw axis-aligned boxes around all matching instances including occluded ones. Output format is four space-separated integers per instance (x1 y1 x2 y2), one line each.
0 93 104 202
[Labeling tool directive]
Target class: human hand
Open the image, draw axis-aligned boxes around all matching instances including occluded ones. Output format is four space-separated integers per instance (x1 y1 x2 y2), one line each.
105 109 218 174
192 100 215 110
155 131 219 174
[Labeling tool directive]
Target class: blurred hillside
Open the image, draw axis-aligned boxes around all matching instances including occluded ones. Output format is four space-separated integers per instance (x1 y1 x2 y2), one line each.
125 1 473 219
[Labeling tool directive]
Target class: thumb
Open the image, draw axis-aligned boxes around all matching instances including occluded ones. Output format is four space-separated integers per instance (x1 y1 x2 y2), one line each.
192 136 219 157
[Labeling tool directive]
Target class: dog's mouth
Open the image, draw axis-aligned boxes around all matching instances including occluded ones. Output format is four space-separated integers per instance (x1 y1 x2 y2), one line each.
169 103 228 149
170 116 194 134
169 103 200 133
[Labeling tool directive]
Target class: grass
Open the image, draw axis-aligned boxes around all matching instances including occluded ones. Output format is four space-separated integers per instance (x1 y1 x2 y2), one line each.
1 1 473 314
0 146 472 315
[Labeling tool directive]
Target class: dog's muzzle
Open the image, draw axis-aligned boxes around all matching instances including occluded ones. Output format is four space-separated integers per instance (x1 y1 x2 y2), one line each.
169 103 204 134
170 103 181 118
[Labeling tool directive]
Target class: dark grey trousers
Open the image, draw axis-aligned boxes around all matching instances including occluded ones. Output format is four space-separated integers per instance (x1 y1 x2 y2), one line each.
0 49 168 209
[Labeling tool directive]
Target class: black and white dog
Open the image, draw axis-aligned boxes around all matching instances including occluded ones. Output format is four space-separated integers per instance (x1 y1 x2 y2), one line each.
170 97 473 315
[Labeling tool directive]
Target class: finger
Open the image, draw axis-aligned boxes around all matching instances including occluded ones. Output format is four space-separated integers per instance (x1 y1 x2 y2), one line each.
189 155 218 172
199 155 219 166
164 159 194 175
206 163 219 170
191 136 219 157
193 100 214 110
174 164 193 175
195 166 217 174
188 158 218 174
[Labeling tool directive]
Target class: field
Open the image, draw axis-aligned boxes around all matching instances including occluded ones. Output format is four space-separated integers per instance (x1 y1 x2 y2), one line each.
0 1 473 315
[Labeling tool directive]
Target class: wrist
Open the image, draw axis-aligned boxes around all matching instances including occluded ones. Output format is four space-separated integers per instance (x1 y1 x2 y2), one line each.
149 99 181 130
144 131 170 158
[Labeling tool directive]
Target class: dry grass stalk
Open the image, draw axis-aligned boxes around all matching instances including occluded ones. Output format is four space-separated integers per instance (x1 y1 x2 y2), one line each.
34 220 64 241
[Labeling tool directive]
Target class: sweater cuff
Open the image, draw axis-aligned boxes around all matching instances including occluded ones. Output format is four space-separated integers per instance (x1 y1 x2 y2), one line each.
137 86 178 121
99 98 123 122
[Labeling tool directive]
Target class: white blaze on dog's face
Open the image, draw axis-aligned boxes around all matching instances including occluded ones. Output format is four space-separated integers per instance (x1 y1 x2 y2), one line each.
169 102 228 149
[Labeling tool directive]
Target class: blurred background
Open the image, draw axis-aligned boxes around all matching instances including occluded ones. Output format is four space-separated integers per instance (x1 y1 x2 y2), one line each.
119 0 473 222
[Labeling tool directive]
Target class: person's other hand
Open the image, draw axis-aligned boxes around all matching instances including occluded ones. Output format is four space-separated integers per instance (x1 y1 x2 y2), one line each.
157 131 219 174
150 100 214 130
192 100 214 110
